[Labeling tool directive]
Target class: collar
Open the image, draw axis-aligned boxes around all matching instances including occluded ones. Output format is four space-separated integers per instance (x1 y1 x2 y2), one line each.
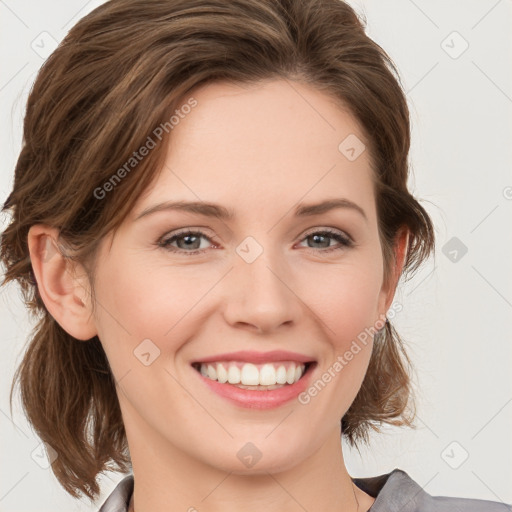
99 468 426 512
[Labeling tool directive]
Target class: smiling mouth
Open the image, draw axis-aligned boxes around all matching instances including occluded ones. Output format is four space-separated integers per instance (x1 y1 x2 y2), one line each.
191 361 316 389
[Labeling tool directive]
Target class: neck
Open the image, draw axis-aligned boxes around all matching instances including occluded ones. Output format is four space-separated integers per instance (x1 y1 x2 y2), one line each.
123 413 374 512
128 478 362 512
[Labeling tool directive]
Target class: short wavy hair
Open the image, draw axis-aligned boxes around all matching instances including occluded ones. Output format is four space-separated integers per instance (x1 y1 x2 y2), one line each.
1 0 435 502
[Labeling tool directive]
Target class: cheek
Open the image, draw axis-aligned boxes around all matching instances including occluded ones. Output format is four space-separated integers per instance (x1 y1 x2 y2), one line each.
95 258 178 332
302 259 384 342
92 258 215 367
91 262 200 418
302 266 381 415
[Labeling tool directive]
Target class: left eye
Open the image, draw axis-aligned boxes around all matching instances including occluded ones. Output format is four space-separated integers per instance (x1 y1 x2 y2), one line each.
159 230 213 253
158 228 353 255
298 229 353 252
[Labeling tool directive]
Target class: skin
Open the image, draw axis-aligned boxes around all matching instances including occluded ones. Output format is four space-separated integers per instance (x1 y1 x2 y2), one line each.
28 79 408 512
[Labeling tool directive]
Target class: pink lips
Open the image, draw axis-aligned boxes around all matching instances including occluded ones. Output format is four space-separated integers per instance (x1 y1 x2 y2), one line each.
191 350 317 410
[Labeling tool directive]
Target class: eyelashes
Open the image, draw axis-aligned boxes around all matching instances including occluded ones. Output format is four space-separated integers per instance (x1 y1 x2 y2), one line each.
158 230 214 254
157 227 354 256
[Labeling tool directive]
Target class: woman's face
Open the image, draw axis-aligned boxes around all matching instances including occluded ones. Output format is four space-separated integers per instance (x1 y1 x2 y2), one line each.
88 79 399 474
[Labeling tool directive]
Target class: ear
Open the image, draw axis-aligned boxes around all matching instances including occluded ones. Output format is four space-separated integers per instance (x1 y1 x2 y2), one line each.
27 224 98 341
377 226 410 317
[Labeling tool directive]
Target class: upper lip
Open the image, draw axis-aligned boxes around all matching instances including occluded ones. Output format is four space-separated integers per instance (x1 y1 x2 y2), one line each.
191 350 316 365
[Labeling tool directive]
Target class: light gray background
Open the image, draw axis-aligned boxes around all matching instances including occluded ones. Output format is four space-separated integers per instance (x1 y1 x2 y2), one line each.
1 1 511 511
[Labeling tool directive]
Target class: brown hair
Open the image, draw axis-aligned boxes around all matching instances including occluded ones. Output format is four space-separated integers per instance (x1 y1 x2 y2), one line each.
0 0 435 502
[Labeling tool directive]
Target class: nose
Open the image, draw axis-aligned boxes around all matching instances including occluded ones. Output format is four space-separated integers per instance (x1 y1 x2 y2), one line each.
222 247 302 334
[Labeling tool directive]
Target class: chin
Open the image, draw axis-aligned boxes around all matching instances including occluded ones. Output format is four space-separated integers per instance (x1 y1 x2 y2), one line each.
201 443 304 476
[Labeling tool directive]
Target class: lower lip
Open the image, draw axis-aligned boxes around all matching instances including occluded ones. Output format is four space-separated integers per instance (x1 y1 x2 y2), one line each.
193 364 316 410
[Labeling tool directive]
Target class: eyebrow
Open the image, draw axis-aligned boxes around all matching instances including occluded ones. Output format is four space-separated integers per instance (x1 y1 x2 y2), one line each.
134 198 367 222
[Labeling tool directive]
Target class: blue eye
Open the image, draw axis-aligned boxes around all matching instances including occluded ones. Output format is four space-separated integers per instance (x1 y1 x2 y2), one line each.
158 228 353 255
158 230 214 255
299 229 354 252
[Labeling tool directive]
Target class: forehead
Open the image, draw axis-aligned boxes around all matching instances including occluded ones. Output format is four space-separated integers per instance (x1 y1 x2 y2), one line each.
132 79 375 224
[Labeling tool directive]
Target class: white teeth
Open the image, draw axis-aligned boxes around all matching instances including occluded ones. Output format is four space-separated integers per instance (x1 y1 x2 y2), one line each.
197 361 307 386
241 363 260 385
207 364 217 380
227 365 241 384
276 365 287 384
216 363 228 383
259 364 276 386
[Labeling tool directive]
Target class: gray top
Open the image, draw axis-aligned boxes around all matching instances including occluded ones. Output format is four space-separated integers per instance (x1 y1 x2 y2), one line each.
99 468 512 512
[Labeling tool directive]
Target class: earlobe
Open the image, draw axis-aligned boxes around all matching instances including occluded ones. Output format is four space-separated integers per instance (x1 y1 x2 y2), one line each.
27 224 98 341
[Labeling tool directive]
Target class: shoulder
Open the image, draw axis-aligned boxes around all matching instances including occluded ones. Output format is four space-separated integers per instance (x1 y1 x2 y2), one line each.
353 468 512 512
98 474 134 512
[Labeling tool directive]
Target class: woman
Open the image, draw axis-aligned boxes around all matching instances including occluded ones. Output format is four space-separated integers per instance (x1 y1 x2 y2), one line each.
1 0 509 511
